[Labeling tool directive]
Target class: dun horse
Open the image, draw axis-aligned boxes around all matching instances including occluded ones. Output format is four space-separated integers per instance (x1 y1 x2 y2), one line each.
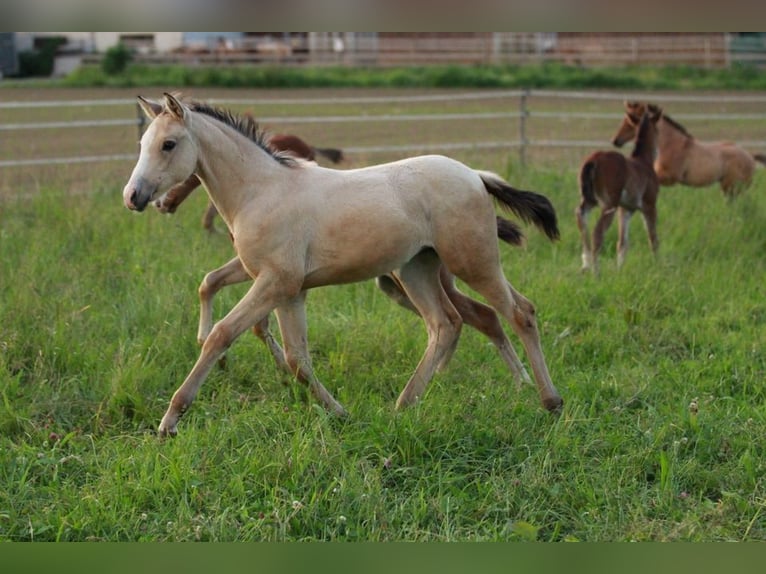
576 106 661 273
613 101 766 198
153 119 532 392
122 93 563 436
156 130 345 231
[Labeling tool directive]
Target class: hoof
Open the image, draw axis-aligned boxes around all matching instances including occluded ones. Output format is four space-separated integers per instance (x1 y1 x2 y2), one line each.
157 426 177 438
543 396 564 414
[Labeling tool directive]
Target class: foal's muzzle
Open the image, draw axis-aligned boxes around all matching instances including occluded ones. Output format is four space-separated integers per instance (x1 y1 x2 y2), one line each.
123 178 158 212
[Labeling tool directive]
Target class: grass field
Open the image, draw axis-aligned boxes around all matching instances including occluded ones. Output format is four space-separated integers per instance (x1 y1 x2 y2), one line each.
1 87 765 541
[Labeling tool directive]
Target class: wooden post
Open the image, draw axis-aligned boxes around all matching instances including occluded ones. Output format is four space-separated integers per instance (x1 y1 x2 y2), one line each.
519 88 529 167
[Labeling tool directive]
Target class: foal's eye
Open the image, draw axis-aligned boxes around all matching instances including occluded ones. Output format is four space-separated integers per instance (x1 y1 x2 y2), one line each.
161 140 176 152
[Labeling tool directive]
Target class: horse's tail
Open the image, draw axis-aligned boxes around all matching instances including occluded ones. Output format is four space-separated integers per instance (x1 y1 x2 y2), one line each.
579 160 598 208
313 147 344 164
478 171 559 241
753 153 766 166
496 216 524 246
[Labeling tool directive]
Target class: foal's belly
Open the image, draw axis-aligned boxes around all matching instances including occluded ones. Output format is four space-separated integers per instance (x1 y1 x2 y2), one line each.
301 235 426 290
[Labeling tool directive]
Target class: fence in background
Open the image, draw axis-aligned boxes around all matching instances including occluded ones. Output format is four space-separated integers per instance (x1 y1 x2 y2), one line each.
3 89 766 169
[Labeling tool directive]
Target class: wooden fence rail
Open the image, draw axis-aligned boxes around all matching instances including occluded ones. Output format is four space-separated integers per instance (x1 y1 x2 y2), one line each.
2 89 766 169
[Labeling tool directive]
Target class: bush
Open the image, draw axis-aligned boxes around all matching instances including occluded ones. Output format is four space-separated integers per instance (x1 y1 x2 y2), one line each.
102 43 133 76
16 37 66 77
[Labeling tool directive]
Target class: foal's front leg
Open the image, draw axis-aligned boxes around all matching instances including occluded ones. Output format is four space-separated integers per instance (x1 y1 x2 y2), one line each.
154 174 201 213
159 275 288 436
616 207 633 268
198 256 291 375
198 256 251 345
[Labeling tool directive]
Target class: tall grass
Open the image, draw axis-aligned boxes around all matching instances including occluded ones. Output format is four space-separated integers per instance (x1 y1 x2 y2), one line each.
1 159 764 540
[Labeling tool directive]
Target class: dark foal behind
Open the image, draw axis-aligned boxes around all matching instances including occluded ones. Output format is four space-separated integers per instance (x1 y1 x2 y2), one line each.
576 106 662 273
155 130 345 231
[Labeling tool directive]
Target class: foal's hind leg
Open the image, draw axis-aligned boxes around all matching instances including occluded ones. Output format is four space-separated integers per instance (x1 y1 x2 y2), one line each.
376 274 419 315
378 268 530 384
460 268 562 412
575 202 595 272
274 293 348 417
591 207 617 273
438 268 531 385
394 250 463 409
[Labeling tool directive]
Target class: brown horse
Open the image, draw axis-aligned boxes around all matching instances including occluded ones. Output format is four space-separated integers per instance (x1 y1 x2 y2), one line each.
576 105 662 273
612 101 766 198
155 131 345 230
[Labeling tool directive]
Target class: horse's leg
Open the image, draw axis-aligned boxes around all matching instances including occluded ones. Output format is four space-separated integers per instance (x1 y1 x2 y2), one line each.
503 282 562 411
375 274 420 315
155 174 201 213
198 256 292 375
438 267 530 385
273 294 347 416
378 268 530 385
592 207 617 274
641 202 659 257
202 201 219 232
159 274 292 436
461 271 562 412
616 207 633 268
394 250 463 409
575 202 594 272
198 256 251 345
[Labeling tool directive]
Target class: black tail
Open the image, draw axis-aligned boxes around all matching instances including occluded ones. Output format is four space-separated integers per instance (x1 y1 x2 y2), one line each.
479 172 559 241
314 147 344 164
753 153 766 166
579 161 598 208
496 216 524 246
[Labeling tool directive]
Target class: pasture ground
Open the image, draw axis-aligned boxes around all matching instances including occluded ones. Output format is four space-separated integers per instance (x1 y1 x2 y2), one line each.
0 87 764 541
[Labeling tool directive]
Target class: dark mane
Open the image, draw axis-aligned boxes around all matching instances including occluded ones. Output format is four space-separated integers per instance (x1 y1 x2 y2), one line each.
187 101 298 167
661 113 692 139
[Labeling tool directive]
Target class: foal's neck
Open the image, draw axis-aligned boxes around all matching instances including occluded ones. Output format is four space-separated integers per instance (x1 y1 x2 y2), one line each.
631 120 657 165
191 113 280 227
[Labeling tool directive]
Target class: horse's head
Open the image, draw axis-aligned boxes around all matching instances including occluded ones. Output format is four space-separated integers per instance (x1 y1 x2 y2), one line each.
612 101 650 148
123 93 198 211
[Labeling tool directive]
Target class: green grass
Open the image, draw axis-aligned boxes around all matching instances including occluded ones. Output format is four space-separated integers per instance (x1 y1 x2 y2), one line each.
11 62 766 91
1 159 765 541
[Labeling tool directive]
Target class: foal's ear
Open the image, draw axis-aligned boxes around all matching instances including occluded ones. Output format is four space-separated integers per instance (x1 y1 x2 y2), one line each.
163 92 186 121
137 96 162 119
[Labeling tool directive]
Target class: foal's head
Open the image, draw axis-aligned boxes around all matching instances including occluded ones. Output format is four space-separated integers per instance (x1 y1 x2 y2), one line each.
612 101 662 148
123 93 198 211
